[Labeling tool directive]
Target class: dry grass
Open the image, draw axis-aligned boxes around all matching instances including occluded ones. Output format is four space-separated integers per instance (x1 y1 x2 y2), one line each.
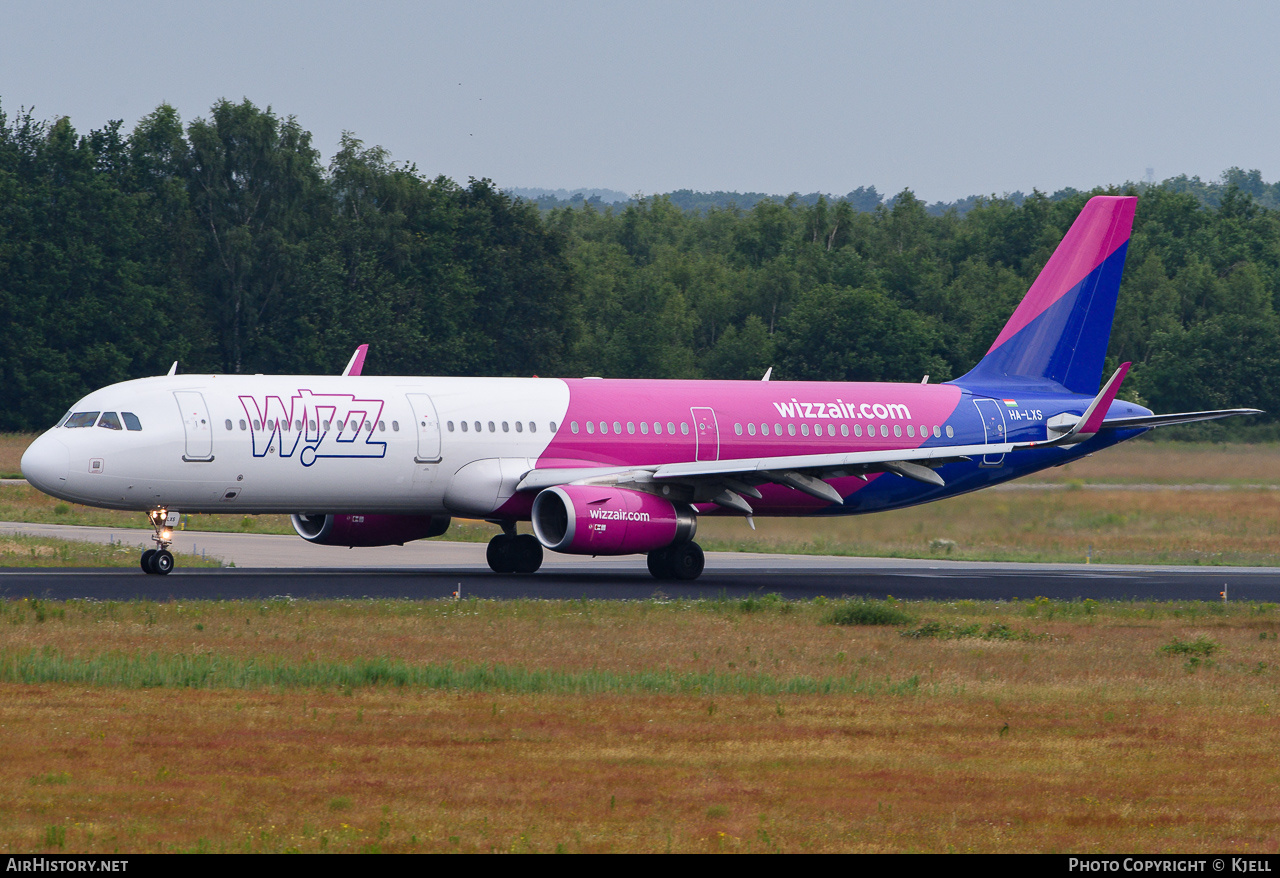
1 598 1278 853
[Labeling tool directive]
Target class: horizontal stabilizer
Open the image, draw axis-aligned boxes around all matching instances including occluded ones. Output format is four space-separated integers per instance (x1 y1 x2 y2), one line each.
1102 408 1263 430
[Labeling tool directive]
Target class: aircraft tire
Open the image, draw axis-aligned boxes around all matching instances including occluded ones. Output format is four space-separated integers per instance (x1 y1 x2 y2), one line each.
510 534 543 574
667 542 705 581
153 550 174 575
141 549 156 574
486 534 516 574
646 546 672 579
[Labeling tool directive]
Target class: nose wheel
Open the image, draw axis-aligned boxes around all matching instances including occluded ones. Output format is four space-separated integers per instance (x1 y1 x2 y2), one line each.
141 508 177 575
140 548 174 575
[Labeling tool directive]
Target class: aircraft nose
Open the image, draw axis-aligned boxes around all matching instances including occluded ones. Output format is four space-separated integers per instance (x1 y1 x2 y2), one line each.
21 434 70 493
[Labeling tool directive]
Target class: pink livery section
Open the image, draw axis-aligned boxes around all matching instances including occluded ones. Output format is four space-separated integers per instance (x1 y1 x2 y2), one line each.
537 379 964 469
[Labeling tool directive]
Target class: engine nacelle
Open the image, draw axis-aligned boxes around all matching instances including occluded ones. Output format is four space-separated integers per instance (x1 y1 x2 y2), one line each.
291 513 450 547
531 486 696 556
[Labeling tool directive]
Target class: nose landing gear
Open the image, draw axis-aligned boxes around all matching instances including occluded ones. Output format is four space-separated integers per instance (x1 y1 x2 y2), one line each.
141 508 177 575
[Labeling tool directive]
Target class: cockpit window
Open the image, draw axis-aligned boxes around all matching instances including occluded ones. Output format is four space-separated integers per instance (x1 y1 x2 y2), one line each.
122 412 142 431
56 411 72 428
64 412 100 428
97 412 123 430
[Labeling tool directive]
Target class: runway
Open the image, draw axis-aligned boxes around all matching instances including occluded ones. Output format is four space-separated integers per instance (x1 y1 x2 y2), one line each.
1 521 1277 602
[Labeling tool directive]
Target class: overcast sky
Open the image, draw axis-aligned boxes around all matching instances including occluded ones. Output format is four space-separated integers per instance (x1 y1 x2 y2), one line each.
2 0 1276 203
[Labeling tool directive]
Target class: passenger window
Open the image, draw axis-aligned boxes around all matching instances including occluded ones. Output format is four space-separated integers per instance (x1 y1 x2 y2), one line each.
653 422 662 434
854 424 862 437
474 421 481 433
934 425 942 438
907 425 915 438
225 419 233 431
946 425 954 438
97 412 123 430
787 424 796 436
773 423 782 435
393 421 400 431
488 421 495 433
599 421 608 435
515 421 523 433
613 421 622 434
378 421 385 431
461 421 468 432
894 425 902 438
840 424 848 437
254 420 262 431
239 419 247 431
586 422 595 434
747 423 756 436
801 423 809 436
880 425 889 438
681 423 689 435
667 422 676 435
296 420 303 431
65 412 99 428
734 423 742 436
502 422 509 433
759 423 768 436
828 424 835 437
572 421 579 434
640 422 648 435
627 422 635 434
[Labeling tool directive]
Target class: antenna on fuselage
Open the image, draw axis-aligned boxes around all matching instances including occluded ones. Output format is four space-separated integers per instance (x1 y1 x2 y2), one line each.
761 367 772 382
921 374 929 384
342 344 369 377
166 362 178 377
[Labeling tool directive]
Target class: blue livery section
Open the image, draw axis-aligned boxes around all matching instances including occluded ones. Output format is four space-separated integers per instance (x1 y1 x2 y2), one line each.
955 241 1129 396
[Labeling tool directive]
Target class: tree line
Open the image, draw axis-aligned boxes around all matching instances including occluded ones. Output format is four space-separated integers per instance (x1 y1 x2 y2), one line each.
1 98 1276 435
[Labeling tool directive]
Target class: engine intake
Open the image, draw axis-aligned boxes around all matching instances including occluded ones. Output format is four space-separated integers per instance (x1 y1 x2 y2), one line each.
291 513 450 547
531 486 696 555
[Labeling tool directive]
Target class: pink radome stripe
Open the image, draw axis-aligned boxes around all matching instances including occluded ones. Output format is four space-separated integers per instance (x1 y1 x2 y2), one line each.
985 196 1136 355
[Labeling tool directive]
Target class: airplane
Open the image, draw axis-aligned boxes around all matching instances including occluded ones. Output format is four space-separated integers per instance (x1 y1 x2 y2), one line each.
19 195 1260 578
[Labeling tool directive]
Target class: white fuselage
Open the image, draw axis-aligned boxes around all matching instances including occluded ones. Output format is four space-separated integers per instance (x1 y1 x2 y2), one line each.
22 375 570 516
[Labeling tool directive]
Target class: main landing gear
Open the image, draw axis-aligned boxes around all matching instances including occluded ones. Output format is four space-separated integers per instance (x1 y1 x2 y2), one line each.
647 541 705 581
486 528 544 574
141 508 176 575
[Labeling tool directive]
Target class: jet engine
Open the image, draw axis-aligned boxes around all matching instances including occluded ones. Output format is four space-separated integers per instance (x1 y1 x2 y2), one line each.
531 485 696 555
290 513 450 547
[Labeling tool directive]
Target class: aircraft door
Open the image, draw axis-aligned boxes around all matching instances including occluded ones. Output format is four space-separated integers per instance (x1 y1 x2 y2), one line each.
174 391 214 462
691 407 719 462
406 393 443 463
972 398 1007 466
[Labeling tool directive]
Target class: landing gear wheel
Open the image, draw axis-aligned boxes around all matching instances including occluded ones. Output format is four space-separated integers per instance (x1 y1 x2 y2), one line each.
510 534 543 574
647 546 672 579
486 534 515 574
152 550 174 576
667 541 704 581
141 549 157 574
647 542 705 581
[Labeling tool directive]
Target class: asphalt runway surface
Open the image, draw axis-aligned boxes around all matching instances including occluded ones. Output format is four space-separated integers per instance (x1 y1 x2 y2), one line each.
0 521 1276 602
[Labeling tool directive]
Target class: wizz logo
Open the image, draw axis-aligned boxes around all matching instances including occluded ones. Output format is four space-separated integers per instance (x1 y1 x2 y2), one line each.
239 390 388 466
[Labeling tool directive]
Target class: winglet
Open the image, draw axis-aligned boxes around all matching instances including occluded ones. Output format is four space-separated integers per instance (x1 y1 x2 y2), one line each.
342 344 369 377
